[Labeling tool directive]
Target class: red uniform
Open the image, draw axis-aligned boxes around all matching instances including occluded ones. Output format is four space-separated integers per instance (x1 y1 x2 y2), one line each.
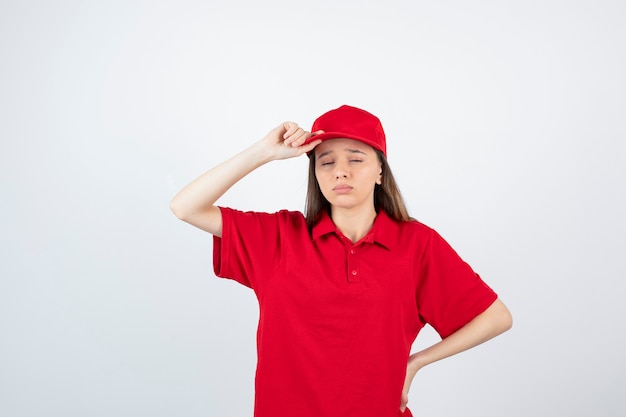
213 207 497 417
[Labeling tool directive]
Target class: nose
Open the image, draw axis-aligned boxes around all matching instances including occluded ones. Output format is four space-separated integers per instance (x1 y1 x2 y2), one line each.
335 160 349 179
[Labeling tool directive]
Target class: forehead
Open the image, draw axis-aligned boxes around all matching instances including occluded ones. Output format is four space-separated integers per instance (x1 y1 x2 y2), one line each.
314 138 375 157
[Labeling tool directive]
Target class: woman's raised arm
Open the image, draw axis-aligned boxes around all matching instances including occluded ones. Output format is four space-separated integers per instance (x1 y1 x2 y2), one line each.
170 122 321 237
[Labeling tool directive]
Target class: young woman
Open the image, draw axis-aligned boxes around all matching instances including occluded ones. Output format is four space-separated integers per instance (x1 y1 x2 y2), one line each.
170 105 512 417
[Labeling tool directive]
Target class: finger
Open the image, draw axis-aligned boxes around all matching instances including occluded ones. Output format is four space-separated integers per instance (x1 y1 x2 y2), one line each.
311 129 325 136
297 138 322 154
282 122 299 139
288 128 311 147
399 390 409 409
283 124 303 139
283 128 303 146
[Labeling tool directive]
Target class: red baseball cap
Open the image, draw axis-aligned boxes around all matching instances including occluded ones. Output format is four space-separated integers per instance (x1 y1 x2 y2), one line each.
305 105 387 157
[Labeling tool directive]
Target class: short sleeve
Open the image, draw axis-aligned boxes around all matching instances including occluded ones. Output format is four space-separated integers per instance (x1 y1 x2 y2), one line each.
415 229 498 339
213 207 283 293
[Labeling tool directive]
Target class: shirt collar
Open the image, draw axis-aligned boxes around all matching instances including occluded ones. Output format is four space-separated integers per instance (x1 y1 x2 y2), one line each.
311 210 399 250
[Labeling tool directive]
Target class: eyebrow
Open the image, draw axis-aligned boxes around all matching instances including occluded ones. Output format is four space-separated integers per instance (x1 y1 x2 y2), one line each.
317 148 367 159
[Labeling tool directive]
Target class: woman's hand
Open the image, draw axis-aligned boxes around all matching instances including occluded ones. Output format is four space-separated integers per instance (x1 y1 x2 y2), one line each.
170 121 325 235
400 356 422 412
398 299 512 412
259 122 322 161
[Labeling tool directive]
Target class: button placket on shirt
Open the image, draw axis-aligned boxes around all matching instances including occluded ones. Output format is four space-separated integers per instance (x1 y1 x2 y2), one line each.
347 245 360 283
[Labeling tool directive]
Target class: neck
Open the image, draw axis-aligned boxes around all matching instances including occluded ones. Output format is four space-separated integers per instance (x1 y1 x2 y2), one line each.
330 206 377 243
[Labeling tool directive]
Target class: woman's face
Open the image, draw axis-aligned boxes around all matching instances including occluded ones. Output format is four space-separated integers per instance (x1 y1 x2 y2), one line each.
314 138 382 213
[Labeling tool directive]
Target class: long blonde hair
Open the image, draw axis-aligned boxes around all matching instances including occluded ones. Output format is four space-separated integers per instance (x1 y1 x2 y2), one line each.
304 150 411 229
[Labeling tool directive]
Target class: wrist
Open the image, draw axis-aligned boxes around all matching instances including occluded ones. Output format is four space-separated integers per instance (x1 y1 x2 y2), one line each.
246 140 275 166
407 352 428 374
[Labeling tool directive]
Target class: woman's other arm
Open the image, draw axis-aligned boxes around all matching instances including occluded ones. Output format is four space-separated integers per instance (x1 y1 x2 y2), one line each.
400 298 512 412
170 123 321 237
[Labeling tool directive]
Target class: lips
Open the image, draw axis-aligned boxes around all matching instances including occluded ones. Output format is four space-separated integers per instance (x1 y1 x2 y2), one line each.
333 184 353 194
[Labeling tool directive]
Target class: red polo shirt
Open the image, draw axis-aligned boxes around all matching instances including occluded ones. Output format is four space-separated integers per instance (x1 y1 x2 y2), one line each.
213 208 497 417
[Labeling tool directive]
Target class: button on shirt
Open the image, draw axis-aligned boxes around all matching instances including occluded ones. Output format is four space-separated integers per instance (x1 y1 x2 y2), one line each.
213 208 497 417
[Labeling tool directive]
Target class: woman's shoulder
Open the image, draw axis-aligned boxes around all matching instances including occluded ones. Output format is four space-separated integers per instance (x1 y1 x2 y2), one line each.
386 213 435 235
220 206 306 225
275 209 307 224
374 211 436 248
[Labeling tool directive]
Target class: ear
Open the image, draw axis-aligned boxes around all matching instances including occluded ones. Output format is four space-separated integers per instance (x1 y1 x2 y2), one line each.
376 169 383 185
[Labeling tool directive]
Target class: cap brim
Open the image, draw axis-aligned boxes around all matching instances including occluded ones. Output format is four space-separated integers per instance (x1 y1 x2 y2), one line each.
304 131 383 155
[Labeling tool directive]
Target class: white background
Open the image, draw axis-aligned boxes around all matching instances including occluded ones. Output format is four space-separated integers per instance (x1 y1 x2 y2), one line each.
1 1 625 416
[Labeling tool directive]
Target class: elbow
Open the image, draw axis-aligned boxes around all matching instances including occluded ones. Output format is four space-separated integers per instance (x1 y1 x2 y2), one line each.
503 308 513 333
482 298 512 337
169 197 189 221
497 299 513 333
